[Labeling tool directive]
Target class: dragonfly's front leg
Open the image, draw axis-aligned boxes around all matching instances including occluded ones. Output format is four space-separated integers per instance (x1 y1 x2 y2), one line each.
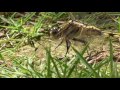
54 39 64 50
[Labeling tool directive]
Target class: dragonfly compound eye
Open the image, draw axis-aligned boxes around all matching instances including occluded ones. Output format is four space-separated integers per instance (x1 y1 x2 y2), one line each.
51 27 59 35
50 27 61 39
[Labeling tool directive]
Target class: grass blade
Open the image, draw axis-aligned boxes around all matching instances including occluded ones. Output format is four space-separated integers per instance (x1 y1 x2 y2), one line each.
72 47 99 78
66 43 89 78
51 58 61 78
109 37 118 77
45 47 52 78
118 17 120 33
13 60 33 76
0 15 11 24
23 12 36 24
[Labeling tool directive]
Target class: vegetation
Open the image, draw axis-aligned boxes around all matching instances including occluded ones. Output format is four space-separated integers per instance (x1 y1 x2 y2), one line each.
0 12 120 78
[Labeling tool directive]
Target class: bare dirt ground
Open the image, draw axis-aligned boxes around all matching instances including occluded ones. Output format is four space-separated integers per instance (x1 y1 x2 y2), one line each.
22 35 120 64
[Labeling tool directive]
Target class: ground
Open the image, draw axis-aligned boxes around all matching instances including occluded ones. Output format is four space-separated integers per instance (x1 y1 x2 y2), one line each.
0 12 120 78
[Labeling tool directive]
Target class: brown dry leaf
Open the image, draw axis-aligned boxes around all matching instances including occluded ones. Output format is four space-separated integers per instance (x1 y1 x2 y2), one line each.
113 52 120 62
5 60 13 68
0 32 5 38
85 50 109 64
0 60 4 65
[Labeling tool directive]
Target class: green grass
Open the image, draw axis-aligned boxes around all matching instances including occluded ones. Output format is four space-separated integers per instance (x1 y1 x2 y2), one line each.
117 17 120 33
0 12 120 78
0 38 119 78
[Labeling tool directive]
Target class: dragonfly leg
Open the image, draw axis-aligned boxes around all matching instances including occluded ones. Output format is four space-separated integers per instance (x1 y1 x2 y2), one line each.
65 39 71 57
72 38 86 44
54 39 64 50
